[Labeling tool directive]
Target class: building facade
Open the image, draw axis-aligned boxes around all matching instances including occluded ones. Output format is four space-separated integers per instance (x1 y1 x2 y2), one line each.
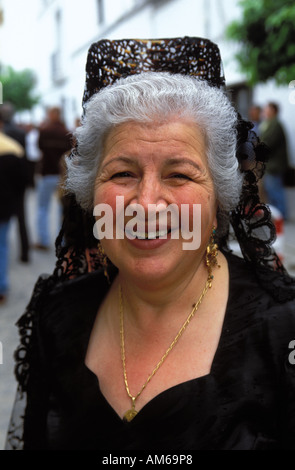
27 0 244 129
1 0 294 169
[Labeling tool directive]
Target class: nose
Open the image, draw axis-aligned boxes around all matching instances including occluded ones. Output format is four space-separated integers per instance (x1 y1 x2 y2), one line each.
130 175 167 210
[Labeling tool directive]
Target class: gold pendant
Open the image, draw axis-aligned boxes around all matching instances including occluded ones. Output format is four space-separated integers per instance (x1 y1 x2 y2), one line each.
123 407 138 422
123 397 137 422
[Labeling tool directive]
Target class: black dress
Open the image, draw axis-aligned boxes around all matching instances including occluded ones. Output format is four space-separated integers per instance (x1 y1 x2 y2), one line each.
16 252 295 450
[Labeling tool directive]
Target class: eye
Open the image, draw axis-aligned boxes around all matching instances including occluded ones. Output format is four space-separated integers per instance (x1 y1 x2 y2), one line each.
110 171 134 179
169 173 192 181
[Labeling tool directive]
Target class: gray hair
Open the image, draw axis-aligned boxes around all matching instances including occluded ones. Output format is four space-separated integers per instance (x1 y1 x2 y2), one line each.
66 72 243 232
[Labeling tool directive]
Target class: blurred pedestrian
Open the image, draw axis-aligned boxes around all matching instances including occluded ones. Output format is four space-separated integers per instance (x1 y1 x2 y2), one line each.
1 102 26 147
0 110 27 304
25 123 42 188
1 102 31 262
259 102 289 220
248 105 261 136
34 107 72 250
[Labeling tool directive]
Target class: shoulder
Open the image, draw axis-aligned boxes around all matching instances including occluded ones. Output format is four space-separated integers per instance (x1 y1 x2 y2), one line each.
0 132 24 157
14 269 113 389
37 265 119 335
29 269 114 371
40 269 110 324
226 250 295 311
225 251 295 362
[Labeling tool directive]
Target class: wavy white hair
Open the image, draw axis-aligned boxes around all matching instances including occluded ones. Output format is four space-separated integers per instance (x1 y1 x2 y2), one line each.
66 72 243 232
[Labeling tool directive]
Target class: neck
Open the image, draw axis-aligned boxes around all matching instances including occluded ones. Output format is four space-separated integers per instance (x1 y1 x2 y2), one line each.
116 255 212 333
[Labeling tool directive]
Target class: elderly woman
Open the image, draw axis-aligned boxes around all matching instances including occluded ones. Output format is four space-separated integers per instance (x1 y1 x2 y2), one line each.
7 38 295 451
70 71 238 418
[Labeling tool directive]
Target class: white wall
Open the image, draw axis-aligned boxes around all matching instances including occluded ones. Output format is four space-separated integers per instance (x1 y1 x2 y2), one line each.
0 0 245 127
1 0 294 167
30 0 247 128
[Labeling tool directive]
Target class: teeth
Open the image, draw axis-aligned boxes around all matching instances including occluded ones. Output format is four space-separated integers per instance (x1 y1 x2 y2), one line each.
126 229 170 239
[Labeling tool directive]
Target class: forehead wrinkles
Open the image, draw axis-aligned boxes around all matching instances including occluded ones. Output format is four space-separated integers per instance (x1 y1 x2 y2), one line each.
100 120 208 169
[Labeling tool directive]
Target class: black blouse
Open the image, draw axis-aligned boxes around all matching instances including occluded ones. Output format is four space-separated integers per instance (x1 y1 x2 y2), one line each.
22 252 295 450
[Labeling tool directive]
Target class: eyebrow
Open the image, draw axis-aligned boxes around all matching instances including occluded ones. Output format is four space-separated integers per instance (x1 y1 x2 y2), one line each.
164 157 203 172
100 156 135 170
100 156 203 172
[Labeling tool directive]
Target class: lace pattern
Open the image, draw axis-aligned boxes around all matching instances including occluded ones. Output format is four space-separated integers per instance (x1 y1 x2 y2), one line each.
83 37 225 107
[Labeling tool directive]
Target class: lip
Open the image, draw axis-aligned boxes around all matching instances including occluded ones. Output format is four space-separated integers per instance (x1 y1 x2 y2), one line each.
126 235 170 250
125 227 177 250
125 226 171 238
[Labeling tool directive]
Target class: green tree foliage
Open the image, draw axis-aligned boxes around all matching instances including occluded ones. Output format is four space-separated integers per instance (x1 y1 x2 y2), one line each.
0 66 39 111
226 0 295 85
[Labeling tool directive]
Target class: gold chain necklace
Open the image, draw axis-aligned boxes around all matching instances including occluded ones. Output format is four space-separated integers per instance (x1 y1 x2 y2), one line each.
119 273 213 422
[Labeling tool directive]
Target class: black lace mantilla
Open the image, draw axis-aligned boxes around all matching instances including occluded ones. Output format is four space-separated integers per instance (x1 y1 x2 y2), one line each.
231 119 295 302
6 37 295 450
83 37 225 106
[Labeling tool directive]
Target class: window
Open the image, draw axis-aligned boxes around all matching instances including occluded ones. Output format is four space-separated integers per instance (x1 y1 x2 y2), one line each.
51 9 63 83
55 9 62 47
97 0 105 24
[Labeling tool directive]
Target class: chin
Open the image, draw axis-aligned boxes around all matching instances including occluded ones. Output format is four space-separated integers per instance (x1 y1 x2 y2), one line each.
105 239 196 287
118 254 184 288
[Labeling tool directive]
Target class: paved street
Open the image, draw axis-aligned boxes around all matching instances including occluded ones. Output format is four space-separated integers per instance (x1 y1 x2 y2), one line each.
0 189 58 449
0 189 294 449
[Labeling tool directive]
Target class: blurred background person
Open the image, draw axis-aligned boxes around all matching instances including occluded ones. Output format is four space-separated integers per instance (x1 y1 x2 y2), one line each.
1 102 31 263
0 110 27 304
259 102 289 220
248 104 261 136
240 104 262 172
25 123 42 188
34 106 72 250
1 102 26 148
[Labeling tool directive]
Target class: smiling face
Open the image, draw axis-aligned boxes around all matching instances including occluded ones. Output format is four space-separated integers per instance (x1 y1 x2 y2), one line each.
94 119 218 289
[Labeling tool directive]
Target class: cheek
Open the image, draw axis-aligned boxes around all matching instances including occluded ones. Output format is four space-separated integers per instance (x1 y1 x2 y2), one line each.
93 186 130 239
177 190 217 233
94 184 119 209
177 187 216 214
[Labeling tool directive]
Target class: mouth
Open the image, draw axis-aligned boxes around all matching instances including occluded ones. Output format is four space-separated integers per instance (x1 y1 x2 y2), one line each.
125 227 172 240
134 228 172 240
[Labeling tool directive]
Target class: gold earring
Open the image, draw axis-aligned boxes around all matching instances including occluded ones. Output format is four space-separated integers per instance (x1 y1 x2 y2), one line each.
205 226 220 287
97 243 110 283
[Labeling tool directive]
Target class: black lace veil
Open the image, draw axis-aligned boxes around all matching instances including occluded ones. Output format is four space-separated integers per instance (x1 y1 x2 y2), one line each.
5 37 295 450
